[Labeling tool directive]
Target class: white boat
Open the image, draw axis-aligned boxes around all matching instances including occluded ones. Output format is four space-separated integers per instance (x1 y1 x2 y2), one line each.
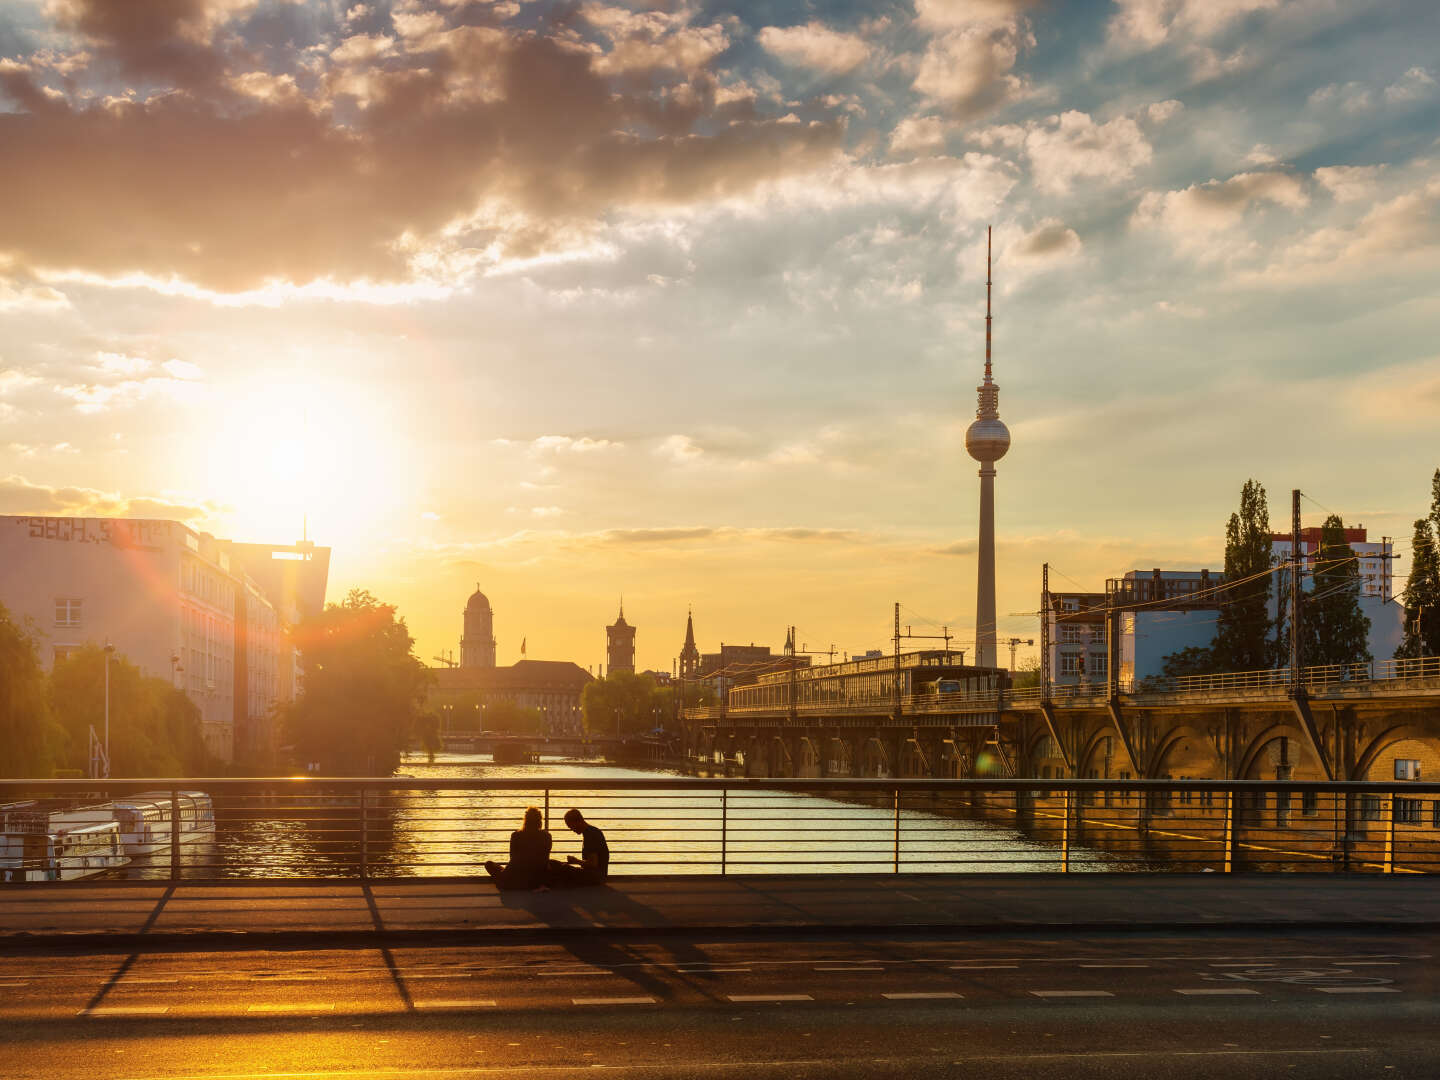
0 818 130 882
106 791 215 855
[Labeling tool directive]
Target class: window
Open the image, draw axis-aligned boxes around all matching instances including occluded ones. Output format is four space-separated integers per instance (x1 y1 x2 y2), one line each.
1275 790 1291 828
54 598 82 627
1395 759 1422 781
1360 794 1382 822
1089 624 1106 645
1395 798 1421 825
1433 801 1440 829
1302 790 1318 817
1060 623 1083 643
1060 653 1084 675
1088 655 1107 677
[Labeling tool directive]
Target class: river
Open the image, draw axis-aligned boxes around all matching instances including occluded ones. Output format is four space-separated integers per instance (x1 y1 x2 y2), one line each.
118 755 1131 879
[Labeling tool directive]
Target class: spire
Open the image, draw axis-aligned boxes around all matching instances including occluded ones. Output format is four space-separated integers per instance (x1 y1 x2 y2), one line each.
683 607 696 648
984 224 993 386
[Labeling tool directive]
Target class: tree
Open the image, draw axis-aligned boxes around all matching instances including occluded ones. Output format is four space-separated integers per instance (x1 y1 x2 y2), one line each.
483 701 544 736
1160 645 1215 682
49 644 210 777
1008 656 1042 690
582 671 661 736
1395 467 1440 658
286 589 432 775
0 602 65 778
1210 479 1275 671
1301 514 1371 667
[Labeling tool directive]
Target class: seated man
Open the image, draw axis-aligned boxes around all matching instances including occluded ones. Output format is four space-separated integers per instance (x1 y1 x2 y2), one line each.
545 808 609 887
484 806 552 890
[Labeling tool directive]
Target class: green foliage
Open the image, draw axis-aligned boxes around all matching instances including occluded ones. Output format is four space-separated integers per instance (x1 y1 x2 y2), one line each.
1211 479 1275 671
1300 514 1371 667
285 589 432 775
582 671 665 736
0 602 65 778
1160 645 1216 681
1396 467 1440 659
49 644 210 777
1009 656 1041 689
443 691 487 731
482 700 544 736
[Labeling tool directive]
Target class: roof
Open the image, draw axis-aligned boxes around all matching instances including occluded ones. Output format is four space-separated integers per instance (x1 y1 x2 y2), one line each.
466 586 491 611
432 660 593 691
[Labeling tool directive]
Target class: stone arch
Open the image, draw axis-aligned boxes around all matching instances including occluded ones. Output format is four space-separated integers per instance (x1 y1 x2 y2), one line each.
1024 726 1068 780
861 737 891 779
1076 729 1120 779
796 736 822 778
1238 723 1324 781
940 739 969 779
1148 724 1223 781
827 737 854 777
898 739 931 778
770 735 794 778
1353 725 1438 781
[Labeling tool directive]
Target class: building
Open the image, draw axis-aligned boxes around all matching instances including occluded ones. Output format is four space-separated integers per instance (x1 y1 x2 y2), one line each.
606 604 635 675
679 609 700 678
697 642 810 693
0 516 328 765
964 226 1010 668
1271 526 1394 601
429 660 593 735
461 585 497 668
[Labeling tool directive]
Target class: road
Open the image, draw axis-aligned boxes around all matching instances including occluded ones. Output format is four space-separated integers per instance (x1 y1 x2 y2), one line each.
2 928 1436 1078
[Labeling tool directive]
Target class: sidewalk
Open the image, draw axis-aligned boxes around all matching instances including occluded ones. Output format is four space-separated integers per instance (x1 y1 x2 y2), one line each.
2 874 1438 949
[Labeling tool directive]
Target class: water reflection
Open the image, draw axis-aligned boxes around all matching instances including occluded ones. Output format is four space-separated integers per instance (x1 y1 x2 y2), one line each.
115 756 1132 879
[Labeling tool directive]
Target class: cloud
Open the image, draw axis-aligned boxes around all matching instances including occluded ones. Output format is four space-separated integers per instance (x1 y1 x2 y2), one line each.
758 23 870 75
527 435 622 455
1132 170 1309 254
993 111 1152 194
0 474 218 521
889 115 948 156
1314 164 1386 203
1384 65 1436 103
912 18 1034 118
0 7 847 293
1010 220 1081 260
1108 0 1283 47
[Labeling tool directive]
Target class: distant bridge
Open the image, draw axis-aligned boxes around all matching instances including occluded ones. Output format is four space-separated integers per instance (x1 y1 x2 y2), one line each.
680 657 1440 784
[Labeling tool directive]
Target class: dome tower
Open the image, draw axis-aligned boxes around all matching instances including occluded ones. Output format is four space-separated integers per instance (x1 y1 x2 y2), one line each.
461 585 497 668
964 226 1010 669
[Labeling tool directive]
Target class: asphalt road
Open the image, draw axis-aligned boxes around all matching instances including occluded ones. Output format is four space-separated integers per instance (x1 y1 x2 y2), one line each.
2 929 1436 1079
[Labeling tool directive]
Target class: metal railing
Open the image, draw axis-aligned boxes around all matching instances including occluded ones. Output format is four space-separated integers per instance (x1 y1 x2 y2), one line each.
684 656 1440 719
4 777 1439 884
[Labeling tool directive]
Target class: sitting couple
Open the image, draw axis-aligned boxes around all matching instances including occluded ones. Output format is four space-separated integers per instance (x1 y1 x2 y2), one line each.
484 807 609 890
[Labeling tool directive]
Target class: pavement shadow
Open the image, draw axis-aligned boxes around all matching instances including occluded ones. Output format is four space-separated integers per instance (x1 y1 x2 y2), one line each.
492 885 731 1002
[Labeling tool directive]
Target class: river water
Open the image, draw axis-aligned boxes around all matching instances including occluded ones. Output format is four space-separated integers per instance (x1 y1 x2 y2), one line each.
120 755 1131 879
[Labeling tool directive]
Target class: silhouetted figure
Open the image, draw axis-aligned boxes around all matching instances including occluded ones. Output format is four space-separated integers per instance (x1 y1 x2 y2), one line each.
484 806 552 890
546 808 609 887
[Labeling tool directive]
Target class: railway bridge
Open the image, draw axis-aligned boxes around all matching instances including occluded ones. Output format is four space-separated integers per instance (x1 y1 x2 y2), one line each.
680 657 1440 787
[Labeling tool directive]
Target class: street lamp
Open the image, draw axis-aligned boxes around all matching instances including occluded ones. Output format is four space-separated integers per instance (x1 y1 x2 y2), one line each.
103 642 115 778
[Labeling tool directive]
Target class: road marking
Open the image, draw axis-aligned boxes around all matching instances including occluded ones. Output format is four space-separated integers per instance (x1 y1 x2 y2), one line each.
83 1006 171 1017
246 1003 337 1013
1346 962 1400 966
677 967 751 973
1174 988 1261 996
122 978 180 985
1080 964 1150 969
414 1000 496 1009
1209 963 1273 968
728 994 814 1003
1031 990 1115 998
815 966 883 972
535 970 611 977
884 992 963 1000
572 996 656 1006
1316 986 1401 994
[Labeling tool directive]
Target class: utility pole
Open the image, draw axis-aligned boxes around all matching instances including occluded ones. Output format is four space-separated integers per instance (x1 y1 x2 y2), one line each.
103 642 114 779
787 625 798 724
893 602 902 722
1291 489 1302 691
1040 564 1051 703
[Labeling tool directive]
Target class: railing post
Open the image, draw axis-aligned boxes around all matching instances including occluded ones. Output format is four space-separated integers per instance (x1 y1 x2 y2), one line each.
1222 790 1234 874
720 787 728 876
544 788 550 830
1060 789 1070 873
359 786 368 881
893 787 901 873
169 787 180 882
1384 793 1396 875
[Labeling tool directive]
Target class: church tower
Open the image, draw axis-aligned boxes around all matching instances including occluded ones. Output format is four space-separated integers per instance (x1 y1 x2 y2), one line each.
606 602 636 675
461 585 497 668
679 608 700 678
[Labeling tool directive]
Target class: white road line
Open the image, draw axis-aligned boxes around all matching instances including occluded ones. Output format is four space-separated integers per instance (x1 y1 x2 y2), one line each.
728 994 814 1003
1346 962 1400 966
883 992 963 1000
1174 988 1261 996
571 996 656 1006
1208 963 1273 968
413 1000 497 1009
83 1006 171 1017
677 968 752 973
246 1003 337 1013
1315 987 1401 994
1031 990 1115 998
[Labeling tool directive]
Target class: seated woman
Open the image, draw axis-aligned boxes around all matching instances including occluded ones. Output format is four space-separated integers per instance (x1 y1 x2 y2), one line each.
484 806 552 890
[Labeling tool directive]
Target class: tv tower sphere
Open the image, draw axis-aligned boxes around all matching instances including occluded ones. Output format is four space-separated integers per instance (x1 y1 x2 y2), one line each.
965 415 1010 463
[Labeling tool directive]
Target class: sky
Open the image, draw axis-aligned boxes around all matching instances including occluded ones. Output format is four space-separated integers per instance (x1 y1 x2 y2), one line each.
1 0 1438 674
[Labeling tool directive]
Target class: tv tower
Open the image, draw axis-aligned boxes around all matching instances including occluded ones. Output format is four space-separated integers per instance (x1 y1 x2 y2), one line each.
965 226 1010 669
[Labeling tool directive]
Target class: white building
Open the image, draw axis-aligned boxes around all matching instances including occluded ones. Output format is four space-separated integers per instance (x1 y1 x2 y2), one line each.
0 516 329 765
1270 525 1394 601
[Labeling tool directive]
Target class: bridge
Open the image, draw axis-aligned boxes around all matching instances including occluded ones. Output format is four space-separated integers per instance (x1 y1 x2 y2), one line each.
680 656 1440 786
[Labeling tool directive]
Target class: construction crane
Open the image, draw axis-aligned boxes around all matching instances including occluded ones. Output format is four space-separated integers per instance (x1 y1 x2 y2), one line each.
1004 637 1034 670
432 649 459 669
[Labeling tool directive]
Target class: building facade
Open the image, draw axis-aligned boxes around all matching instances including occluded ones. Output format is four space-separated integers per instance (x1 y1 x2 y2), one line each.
429 660 593 735
1270 526 1394 601
461 586 497 668
679 610 700 678
606 605 635 675
0 516 329 765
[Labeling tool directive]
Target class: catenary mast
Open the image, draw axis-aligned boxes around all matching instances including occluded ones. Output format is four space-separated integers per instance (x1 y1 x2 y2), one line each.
965 226 1010 668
